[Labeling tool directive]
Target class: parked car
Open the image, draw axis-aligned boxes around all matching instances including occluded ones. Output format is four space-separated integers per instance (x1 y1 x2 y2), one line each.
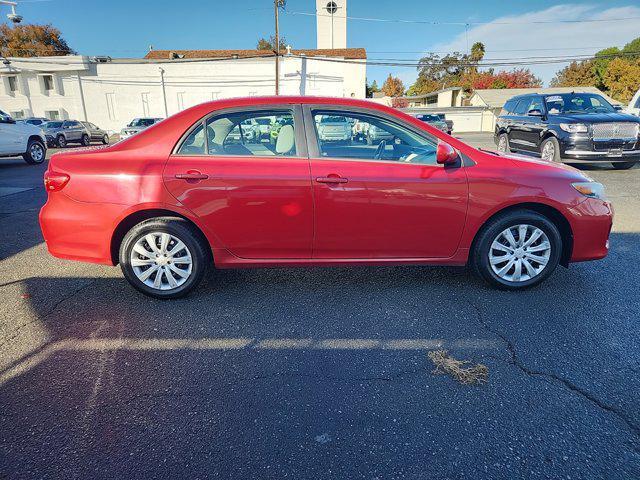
316 115 352 144
120 118 163 139
435 114 454 135
81 121 110 145
414 113 450 134
0 110 47 164
495 92 640 170
226 118 260 143
627 87 640 117
366 124 394 145
17 117 48 126
43 120 92 147
40 96 612 299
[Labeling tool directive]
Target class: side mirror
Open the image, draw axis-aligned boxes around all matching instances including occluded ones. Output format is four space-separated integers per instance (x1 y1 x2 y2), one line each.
0 116 15 124
436 141 459 165
528 109 543 117
613 105 623 111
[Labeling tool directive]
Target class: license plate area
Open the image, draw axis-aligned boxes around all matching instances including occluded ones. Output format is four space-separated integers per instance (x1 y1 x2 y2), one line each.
608 148 623 157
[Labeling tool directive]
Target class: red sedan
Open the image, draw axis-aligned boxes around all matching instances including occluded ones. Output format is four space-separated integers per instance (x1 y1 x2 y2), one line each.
40 97 612 298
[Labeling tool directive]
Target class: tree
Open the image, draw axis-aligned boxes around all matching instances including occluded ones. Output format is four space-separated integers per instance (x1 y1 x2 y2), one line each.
593 47 621 89
0 24 75 57
256 35 289 52
550 60 597 87
470 69 541 90
603 57 640 103
381 74 405 97
366 79 380 98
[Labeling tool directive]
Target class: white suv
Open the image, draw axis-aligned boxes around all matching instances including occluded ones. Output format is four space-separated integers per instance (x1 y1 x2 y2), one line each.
0 110 47 164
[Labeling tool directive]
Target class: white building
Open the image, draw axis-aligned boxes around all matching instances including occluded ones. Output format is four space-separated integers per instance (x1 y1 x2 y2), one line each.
0 0 365 133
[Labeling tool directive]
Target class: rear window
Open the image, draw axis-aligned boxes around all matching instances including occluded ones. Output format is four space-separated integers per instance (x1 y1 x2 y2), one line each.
45 121 63 128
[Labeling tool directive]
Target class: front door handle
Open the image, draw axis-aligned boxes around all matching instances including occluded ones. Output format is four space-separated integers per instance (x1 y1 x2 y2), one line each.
175 171 209 180
316 175 348 184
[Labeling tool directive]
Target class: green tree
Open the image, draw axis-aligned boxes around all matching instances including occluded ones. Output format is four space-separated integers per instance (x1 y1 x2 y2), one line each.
366 79 380 97
0 24 75 57
381 74 405 97
256 35 289 52
603 57 640 103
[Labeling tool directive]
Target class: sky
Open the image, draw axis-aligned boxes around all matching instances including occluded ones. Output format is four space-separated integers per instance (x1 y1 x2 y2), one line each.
2 0 640 88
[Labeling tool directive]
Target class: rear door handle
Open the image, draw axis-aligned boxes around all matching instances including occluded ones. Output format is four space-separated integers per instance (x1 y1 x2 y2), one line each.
175 171 209 180
316 176 348 184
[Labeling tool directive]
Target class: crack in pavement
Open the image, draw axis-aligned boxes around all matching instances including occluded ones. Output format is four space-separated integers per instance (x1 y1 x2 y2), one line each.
468 300 640 439
0 278 100 349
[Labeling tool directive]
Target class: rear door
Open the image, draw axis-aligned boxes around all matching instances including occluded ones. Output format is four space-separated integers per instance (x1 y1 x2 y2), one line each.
163 105 313 259
305 106 468 259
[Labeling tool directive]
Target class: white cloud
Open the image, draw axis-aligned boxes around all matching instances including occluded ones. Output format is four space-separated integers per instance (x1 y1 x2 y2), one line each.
400 4 640 87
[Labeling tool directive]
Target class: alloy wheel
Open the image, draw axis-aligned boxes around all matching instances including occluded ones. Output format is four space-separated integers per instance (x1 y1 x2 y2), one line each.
30 143 44 162
541 141 556 161
497 135 508 152
489 224 551 282
130 232 193 290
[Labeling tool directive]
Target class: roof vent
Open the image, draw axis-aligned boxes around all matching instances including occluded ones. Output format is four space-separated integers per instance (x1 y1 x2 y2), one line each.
170 52 185 60
92 56 112 63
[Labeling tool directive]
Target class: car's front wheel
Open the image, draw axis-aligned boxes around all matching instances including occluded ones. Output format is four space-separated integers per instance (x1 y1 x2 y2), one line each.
471 210 562 290
497 133 510 153
102 134 110 145
81 134 90 146
540 137 561 162
23 138 46 165
611 161 635 170
119 217 209 299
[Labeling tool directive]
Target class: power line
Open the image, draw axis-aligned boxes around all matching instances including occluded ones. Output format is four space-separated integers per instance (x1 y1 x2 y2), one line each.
284 9 640 26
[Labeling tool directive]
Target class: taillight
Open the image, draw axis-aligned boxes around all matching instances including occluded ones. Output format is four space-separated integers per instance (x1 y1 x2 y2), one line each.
44 171 70 192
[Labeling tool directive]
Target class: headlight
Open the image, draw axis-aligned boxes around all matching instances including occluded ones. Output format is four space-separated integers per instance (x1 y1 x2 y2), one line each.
560 123 588 133
572 182 606 200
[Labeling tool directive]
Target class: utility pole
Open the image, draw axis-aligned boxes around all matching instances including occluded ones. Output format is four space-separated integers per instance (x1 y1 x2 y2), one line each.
274 0 280 95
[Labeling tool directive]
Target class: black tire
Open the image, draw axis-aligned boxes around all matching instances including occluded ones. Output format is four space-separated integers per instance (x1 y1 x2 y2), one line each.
611 161 635 170
56 135 66 148
497 133 510 153
119 217 210 299
81 134 90 146
471 210 562 290
22 138 46 165
540 137 561 162
102 134 110 145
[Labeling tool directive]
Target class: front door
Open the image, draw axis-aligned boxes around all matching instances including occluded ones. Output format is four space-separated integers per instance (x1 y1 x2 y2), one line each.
306 108 468 259
163 106 313 259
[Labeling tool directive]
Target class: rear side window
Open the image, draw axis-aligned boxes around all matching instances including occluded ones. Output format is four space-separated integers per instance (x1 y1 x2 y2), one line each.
177 109 298 157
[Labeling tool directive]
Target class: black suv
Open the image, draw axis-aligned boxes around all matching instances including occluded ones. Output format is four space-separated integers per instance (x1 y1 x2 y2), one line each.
495 92 640 170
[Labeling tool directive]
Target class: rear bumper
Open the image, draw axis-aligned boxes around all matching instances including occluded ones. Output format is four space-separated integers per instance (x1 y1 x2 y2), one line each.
39 193 123 265
567 198 613 262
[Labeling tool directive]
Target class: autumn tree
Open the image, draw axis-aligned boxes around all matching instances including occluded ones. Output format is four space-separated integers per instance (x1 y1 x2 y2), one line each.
366 79 380 97
603 57 640 103
381 74 405 97
0 24 75 57
550 60 598 87
256 35 289 52
470 69 541 89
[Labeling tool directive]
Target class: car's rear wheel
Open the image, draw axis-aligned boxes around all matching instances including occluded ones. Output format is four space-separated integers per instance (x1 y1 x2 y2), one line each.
81 134 90 146
611 161 635 170
56 135 66 148
102 134 110 145
119 217 209 299
23 139 46 165
540 137 561 162
471 210 562 290
497 133 510 153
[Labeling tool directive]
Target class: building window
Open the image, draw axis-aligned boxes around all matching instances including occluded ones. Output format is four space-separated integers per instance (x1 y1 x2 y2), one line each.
248 91 258 97
42 75 54 91
141 92 150 116
105 93 116 121
177 92 185 111
45 110 60 120
10 110 24 119
7 76 18 93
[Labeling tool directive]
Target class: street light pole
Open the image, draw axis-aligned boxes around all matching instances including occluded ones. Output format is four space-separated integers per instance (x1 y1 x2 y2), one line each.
274 0 280 95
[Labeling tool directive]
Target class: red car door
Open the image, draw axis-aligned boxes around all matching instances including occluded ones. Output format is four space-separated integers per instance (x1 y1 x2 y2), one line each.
163 106 313 259
307 107 468 259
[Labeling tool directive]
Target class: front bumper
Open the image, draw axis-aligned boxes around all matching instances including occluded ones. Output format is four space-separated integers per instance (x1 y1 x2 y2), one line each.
562 149 640 163
560 132 640 163
567 197 613 262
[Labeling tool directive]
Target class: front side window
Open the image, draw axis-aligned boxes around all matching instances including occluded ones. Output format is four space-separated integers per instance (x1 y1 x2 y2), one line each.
177 110 298 157
312 110 438 165
513 98 530 115
527 96 544 113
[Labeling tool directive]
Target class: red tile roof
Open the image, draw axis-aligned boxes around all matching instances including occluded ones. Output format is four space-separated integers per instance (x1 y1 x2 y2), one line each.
144 48 366 60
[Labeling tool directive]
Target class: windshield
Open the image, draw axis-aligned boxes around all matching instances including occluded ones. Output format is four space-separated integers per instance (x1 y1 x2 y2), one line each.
44 121 63 128
129 118 156 127
545 93 616 115
417 114 441 122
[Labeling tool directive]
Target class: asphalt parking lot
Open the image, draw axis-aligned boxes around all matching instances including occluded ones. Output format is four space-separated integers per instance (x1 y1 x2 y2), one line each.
1 136 639 479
